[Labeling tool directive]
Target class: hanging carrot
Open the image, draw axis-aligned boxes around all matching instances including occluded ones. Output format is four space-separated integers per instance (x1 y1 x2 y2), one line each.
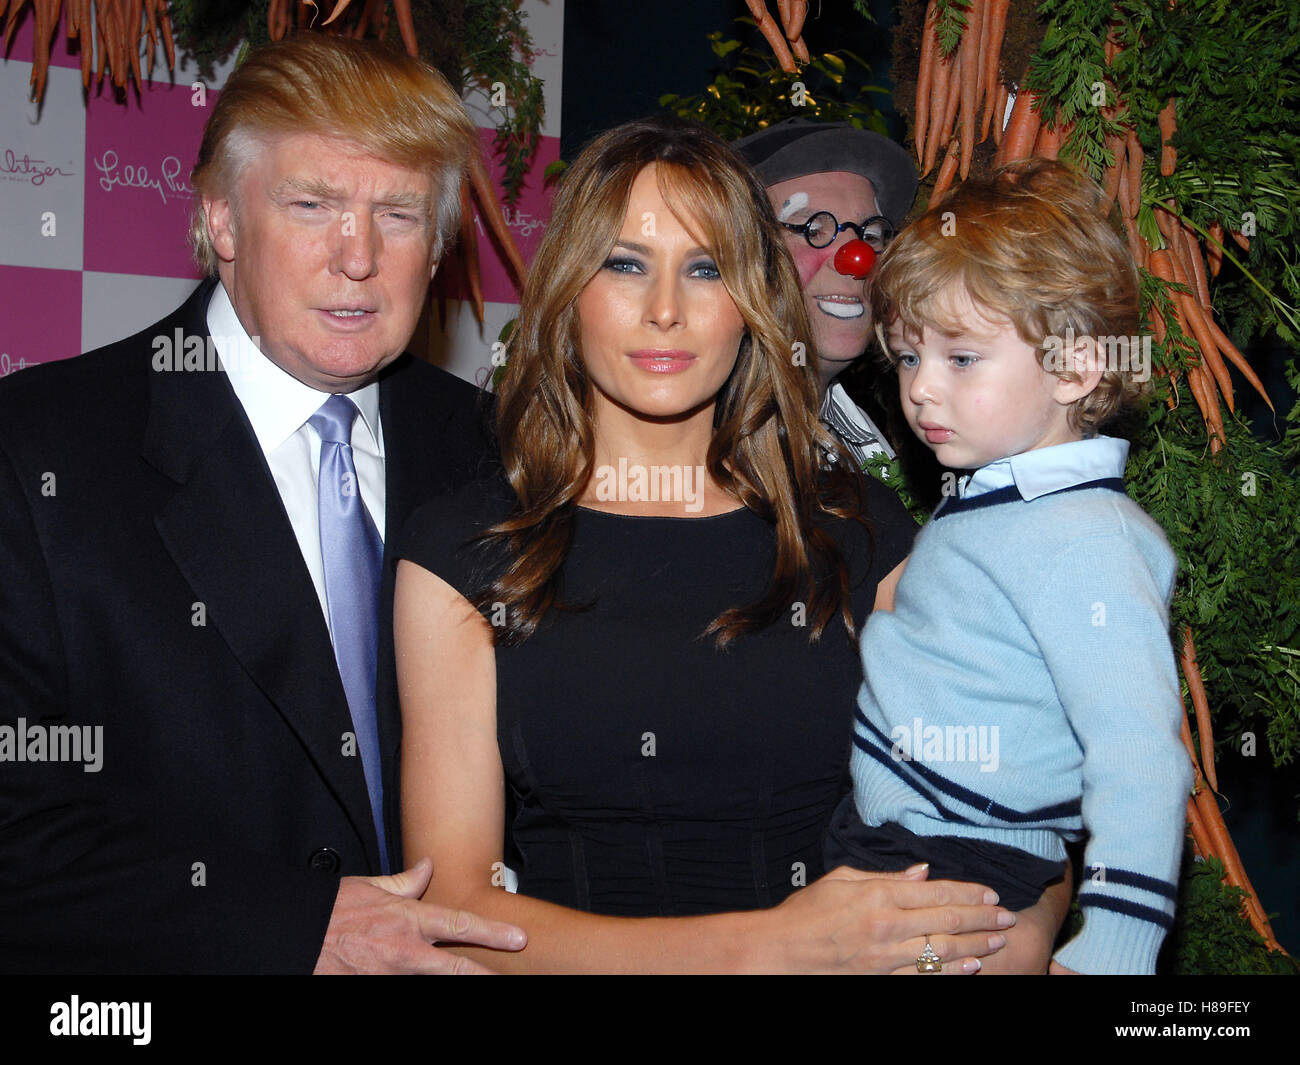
931 137 960 203
996 88 1040 165
914 0 937 167
1180 626 1219 793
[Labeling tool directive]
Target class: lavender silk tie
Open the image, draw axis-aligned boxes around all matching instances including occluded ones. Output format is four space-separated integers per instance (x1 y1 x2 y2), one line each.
309 394 389 873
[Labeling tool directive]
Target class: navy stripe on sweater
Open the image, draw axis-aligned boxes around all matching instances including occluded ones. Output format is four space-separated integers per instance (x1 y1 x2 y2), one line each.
854 707 1083 824
1084 865 1179 901
933 477 1127 520
1078 893 1176 930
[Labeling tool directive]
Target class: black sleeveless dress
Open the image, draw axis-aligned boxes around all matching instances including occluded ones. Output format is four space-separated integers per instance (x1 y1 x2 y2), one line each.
396 475 915 917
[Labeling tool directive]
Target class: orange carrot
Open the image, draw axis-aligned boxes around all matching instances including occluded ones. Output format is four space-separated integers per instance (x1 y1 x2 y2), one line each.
1205 316 1274 411
1181 294 1234 413
982 0 1009 143
1206 221 1225 277
932 137 960 203
926 25 951 175
938 50 963 166
1033 113 1063 160
914 0 937 167
1193 784 1275 947
1158 97 1177 176
393 0 419 56
1181 626 1219 794
958 0 981 179
1180 223 1212 308
786 0 808 41
1179 701 1201 776
745 0 796 73
1124 129 1143 220
467 146 528 290
1230 229 1250 252
997 87 1040 165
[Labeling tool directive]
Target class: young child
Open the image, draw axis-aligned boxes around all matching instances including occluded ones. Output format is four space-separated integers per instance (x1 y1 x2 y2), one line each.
827 160 1193 974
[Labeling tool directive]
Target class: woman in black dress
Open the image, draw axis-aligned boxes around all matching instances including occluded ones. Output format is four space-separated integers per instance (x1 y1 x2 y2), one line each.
394 117 1059 971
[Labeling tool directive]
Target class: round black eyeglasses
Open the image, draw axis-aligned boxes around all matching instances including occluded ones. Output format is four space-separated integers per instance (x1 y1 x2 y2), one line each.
782 211 895 251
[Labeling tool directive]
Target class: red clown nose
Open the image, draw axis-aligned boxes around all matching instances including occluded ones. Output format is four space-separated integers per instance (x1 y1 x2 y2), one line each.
833 239 877 280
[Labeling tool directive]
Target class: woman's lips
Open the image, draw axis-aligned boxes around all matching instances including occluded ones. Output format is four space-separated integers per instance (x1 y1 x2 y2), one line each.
627 350 696 374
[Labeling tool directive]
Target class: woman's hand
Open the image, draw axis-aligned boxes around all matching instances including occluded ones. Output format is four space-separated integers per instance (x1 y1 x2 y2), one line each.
758 863 1016 974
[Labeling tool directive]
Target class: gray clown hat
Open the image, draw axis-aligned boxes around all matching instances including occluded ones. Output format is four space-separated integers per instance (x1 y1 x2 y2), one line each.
733 118 918 229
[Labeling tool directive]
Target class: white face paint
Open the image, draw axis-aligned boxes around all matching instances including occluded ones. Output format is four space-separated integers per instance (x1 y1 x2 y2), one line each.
777 191 809 223
766 171 881 389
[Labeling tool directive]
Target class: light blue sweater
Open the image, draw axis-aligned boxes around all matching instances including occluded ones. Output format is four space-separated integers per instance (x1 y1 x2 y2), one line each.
850 436 1193 974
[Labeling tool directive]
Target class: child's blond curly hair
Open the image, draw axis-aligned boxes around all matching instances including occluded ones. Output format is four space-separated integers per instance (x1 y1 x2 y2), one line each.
870 159 1146 435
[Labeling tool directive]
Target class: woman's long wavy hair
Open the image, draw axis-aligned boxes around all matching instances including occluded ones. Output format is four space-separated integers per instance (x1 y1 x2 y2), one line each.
476 116 869 647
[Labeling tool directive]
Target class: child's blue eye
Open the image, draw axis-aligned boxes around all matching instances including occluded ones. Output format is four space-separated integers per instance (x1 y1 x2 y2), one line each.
951 353 978 368
896 352 920 368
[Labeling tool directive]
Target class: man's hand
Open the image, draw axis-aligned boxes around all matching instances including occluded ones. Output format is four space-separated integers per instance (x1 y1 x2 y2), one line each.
313 857 526 974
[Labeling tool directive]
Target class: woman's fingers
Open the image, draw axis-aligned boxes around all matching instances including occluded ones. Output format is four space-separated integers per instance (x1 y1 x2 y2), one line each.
891 932 1009 974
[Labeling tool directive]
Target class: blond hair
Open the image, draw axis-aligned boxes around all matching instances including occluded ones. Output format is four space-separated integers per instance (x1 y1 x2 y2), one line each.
871 159 1145 434
189 36 479 272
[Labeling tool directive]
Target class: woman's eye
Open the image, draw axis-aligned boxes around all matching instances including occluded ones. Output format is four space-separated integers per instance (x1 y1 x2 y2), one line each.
603 257 643 274
689 260 722 280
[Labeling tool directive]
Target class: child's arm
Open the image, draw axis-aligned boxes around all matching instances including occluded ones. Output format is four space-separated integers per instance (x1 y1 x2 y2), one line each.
1023 522 1193 974
873 556 908 612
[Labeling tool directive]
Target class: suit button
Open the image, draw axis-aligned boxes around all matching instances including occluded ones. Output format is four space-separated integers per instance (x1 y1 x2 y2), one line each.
308 847 341 874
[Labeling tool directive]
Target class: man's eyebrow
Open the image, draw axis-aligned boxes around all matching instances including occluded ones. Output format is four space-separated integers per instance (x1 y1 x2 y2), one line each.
273 178 341 200
272 178 431 212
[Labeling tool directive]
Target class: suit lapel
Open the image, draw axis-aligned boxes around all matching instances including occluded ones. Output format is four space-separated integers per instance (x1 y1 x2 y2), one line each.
142 281 381 868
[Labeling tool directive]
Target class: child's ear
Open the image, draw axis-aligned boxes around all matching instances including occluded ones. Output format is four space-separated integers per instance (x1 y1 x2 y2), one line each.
1051 335 1105 406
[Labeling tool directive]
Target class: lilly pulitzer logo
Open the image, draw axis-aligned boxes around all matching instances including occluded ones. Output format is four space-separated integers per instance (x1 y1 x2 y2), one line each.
93 150 192 204
1 352 29 377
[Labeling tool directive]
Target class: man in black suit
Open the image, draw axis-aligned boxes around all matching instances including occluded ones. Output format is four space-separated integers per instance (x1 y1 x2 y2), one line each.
0 35 524 973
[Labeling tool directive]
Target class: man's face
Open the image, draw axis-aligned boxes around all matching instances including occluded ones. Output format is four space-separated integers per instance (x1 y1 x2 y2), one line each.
767 170 881 381
204 132 441 393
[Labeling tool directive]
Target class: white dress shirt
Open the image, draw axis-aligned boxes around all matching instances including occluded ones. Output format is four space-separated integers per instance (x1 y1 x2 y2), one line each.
206 283 386 639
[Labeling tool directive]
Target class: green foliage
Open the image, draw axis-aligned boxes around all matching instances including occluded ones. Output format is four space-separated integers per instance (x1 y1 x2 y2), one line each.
463 0 546 204
1162 854 1300 974
659 20 890 142
1028 0 1300 342
934 0 1300 787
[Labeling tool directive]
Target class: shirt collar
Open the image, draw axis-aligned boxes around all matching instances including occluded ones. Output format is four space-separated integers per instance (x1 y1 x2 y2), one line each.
206 282 382 456
960 436 1130 500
